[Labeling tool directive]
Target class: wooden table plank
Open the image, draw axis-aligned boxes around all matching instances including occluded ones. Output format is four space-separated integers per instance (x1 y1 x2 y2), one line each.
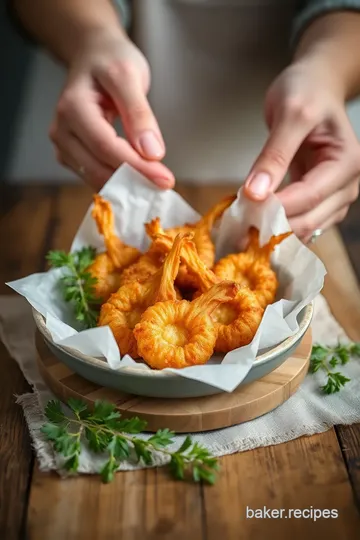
0 188 56 540
311 227 360 510
28 465 204 540
202 430 360 539
311 227 360 342
0 342 33 540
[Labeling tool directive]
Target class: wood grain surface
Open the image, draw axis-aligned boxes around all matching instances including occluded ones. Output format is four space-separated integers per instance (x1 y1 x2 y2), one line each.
1 184 360 540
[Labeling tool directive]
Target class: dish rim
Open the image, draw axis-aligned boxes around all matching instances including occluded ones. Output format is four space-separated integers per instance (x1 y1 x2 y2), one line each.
32 301 313 379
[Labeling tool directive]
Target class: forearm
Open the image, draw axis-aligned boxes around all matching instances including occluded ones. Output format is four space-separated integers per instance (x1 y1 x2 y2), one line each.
12 0 126 66
293 11 360 101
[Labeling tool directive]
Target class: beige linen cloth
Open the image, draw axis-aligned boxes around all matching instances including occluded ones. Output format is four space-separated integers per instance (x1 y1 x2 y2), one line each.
1 293 360 475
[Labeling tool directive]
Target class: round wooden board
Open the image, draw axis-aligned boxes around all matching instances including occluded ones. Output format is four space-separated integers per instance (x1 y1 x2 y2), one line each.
36 328 312 433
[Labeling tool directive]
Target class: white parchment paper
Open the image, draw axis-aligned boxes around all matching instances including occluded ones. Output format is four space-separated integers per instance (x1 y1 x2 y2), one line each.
6 164 327 392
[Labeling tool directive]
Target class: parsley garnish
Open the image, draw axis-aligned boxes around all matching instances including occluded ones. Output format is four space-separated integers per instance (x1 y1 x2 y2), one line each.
46 247 100 328
309 342 360 393
41 399 219 484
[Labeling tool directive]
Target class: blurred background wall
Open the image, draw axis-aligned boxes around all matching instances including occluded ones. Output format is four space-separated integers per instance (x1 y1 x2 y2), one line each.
2 1 360 185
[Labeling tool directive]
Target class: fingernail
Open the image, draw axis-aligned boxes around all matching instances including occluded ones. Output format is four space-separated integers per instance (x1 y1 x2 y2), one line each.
139 131 164 158
154 177 174 189
246 173 271 198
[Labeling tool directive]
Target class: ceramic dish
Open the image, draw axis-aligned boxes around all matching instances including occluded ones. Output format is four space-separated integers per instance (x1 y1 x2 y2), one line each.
32 301 313 399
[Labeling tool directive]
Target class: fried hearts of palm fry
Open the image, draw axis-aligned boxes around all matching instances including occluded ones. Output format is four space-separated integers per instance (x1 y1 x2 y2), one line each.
213 227 292 308
116 242 165 287
97 233 188 358
134 280 240 369
149 228 264 353
86 195 140 301
160 194 236 289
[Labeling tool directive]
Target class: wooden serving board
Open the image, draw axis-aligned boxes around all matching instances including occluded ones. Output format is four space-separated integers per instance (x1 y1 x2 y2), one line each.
36 328 312 433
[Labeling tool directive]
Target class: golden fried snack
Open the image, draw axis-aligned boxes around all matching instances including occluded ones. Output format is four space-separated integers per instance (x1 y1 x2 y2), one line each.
144 222 216 294
213 227 292 308
117 244 165 287
86 195 141 301
91 194 140 268
211 288 264 353
97 233 189 358
134 281 240 369
155 194 236 289
151 230 264 353
86 253 123 303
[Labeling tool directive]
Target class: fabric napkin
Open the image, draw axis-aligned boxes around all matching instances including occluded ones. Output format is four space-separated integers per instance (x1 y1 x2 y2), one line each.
1 293 360 475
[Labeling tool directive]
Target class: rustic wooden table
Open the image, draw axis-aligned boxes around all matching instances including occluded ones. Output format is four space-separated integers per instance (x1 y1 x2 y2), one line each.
1 183 360 540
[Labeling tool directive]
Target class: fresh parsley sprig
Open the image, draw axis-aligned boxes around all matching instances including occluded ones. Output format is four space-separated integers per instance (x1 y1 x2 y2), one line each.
41 399 219 485
46 247 100 328
309 341 360 394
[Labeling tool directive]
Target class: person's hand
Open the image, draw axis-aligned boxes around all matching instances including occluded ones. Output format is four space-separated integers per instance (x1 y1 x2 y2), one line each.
243 61 360 242
49 29 174 190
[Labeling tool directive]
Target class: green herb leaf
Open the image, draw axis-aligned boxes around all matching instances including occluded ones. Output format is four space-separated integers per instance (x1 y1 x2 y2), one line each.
177 435 192 454
46 246 99 329
309 341 360 394
350 343 360 357
64 453 80 473
108 435 130 460
117 417 147 434
92 400 120 421
46 250 73 268
148 429 175 448
44 400 67 424
321 372 351 394
169 455 185 480
334 345 351 365
100 457 119 483
41 423 66 441
195 466 216 485
133 440 153 465
67 398 89 418
85 427 112 453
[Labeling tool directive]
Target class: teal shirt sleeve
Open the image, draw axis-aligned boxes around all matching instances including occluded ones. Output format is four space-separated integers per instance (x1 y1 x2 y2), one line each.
291 0 360 49
114 0 132 30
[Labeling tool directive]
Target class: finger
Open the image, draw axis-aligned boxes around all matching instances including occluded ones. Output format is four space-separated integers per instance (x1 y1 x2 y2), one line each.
54 132 115 189
243 104 315 200
56 96 175 188
301 208 348 244
287 183 358 239
55 149 103 191
96 64 165 160
276 160 356 217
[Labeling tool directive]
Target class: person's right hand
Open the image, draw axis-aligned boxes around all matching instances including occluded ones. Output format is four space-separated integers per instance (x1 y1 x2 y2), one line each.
49 29 175 190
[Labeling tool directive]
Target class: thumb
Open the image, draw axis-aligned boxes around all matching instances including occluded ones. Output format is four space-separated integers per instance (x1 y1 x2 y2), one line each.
243 114 311 201
98 67 165 161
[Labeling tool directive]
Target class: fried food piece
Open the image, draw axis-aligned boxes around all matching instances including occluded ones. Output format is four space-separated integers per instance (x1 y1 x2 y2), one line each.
211 288 264 353
86 195 141 301
86 252 123 303
155 194 236 289
91 194 140 268
134 281 240 369
98 233 189 358
117 244 165 287
145 223 217 294
213 227 292 308
151 230 264 353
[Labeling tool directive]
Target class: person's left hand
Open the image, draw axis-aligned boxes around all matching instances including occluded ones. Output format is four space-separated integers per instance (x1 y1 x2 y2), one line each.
243 61 360 243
